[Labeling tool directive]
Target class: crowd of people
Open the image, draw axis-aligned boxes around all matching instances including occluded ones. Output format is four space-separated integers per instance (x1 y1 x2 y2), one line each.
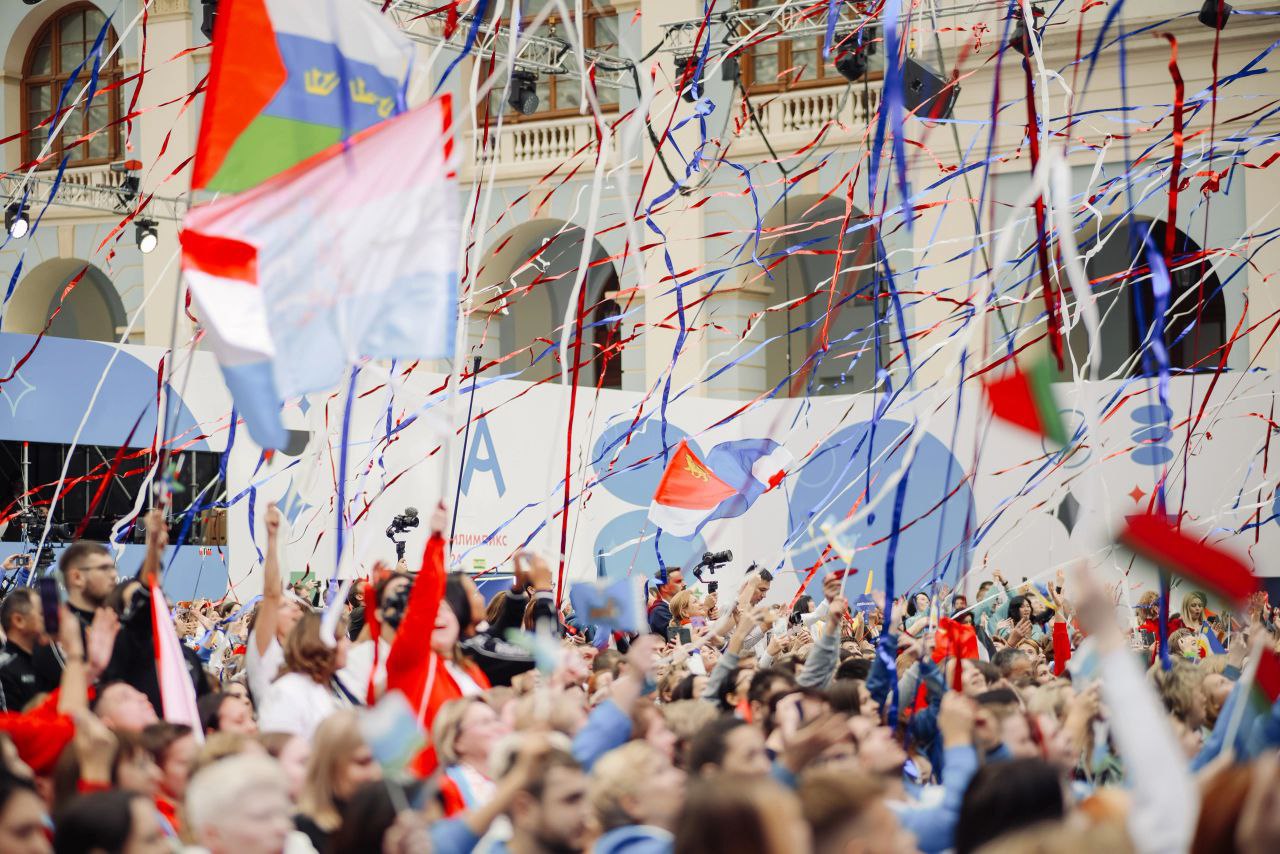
0 500 1278 854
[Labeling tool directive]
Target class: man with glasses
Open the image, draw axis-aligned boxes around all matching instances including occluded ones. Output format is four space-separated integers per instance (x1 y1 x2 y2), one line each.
31 542 118 692
61 543 119 617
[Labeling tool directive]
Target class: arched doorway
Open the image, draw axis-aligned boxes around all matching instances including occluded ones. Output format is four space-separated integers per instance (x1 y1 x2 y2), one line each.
762 196 887 396
477 220 624 388
3 258 126 342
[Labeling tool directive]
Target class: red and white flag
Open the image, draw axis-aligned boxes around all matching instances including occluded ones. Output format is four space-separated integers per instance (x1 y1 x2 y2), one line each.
150 580 204 742
648 441 739 537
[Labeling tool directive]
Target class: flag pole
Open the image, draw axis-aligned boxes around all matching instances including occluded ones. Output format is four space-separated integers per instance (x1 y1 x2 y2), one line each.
448 355 483 550
155 229 192 513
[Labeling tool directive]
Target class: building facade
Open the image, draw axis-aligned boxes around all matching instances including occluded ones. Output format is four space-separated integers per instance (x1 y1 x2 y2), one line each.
0 1 1278 595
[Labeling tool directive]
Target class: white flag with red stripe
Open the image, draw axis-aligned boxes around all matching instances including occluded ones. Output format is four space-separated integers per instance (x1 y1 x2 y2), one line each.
150 580 204 742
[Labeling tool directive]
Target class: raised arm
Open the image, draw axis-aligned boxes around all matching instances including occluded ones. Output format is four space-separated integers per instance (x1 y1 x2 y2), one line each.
254 503 284 657
386 505 447 690
139 508 167 589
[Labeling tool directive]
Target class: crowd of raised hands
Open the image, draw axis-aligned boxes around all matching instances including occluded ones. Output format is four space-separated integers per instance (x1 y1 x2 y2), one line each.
0 503 1279 854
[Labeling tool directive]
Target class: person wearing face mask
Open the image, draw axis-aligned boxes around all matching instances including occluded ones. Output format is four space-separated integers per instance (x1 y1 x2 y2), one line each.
385 503 492 775
336 570 411 703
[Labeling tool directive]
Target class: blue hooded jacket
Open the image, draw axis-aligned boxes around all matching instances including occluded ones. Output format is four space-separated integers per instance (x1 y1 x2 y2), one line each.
593 825 674 854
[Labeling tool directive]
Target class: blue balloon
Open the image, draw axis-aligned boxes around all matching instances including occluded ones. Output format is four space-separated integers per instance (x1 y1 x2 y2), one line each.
592 509 709 581
785 420 974 597
589 417 697 506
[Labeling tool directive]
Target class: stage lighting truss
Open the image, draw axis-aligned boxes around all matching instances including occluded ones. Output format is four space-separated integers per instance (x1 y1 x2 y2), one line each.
658 0 1011 62
376 0 633 90
0 170 187 225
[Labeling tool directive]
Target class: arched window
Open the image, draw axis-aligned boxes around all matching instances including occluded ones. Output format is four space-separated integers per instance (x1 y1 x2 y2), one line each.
22 4 123 168
1063 218 1227 378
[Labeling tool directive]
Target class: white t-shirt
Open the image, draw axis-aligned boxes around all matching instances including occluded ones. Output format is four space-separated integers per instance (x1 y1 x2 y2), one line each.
337 638 389 702
256 672 349 739
446 660 484 697
246 630 285 706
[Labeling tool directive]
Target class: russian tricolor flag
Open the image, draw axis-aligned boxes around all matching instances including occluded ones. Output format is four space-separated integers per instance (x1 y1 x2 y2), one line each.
648 439 792 538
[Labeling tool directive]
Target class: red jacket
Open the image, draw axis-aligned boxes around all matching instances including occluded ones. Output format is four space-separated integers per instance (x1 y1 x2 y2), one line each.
385 533 489 777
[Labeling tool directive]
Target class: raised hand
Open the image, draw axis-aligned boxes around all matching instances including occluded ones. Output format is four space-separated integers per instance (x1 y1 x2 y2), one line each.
822 572 843 602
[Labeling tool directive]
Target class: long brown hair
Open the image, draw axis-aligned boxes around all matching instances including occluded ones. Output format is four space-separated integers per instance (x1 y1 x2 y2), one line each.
674 776 803 854
282 612 344 684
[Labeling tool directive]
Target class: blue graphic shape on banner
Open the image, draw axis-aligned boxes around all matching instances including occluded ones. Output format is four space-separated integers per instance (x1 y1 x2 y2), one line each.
0 333 209 451
461 417 507 496
590 418 696 505
786 420 974 594
592 509 708 581
1130 403 1174 466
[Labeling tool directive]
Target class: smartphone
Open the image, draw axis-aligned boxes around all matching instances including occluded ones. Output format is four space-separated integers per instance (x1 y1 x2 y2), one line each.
36 576 61 637
678 626 693 645
12 554 31 569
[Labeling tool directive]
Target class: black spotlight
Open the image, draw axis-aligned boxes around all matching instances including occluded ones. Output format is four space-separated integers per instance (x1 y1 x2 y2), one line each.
1008 5 1042 56
135 218 158 254
834 27 876 81
5 203 30 240
903 56 959 122
508 70 539 115
673 55 704 103
834 50 868 82
1199 0 1232 29
201 0 218 41
22 0 45 5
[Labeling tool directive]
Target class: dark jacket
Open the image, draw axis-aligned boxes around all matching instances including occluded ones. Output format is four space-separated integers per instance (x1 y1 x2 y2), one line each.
648 600 673 642
463 589 557 687
99 590 211 714
31 603 96 694
0 641 40 713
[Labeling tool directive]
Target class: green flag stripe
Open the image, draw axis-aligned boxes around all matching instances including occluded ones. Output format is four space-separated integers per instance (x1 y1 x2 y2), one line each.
204 116 342 194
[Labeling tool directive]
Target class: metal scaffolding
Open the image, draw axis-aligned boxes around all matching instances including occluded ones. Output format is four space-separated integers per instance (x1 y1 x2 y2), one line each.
379 0 635 89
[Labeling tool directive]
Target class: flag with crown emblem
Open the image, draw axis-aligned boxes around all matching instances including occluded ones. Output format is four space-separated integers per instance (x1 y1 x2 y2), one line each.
648 439 789 537
192 0 416 194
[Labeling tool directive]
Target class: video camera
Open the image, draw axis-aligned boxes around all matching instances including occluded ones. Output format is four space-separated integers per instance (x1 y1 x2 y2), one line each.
385 507 420 560
691 549 732 594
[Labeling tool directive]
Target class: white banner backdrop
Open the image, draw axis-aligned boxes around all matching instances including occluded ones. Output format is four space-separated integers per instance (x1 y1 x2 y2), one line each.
221 366 1280 605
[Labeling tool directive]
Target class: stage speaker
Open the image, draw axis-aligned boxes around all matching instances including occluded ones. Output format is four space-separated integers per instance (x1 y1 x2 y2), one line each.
903 56 958 122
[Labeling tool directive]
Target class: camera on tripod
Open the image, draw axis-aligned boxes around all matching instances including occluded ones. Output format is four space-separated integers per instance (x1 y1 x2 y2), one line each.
691 549 732 594
385 507 419 560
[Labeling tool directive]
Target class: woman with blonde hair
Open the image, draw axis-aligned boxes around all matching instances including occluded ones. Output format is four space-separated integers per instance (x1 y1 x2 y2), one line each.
256 611 359 739
667 590 707 633
294 710 383 852
434 696 511 816
593 741 685 853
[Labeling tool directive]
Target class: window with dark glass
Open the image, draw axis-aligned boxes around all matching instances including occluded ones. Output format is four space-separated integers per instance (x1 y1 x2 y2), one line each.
22 4 124 168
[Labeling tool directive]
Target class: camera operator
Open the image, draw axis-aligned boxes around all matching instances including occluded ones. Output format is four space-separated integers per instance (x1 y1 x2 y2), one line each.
647 567 686 642
338 568 412 701
0 587 47 712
